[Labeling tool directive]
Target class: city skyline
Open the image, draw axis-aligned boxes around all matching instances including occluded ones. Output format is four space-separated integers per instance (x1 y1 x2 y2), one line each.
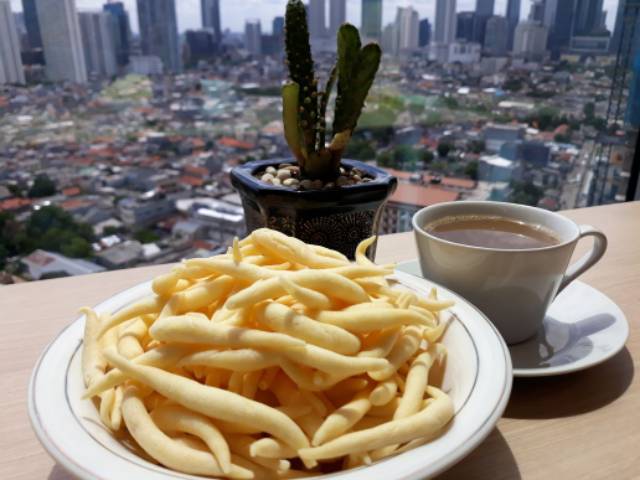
8 0 623 35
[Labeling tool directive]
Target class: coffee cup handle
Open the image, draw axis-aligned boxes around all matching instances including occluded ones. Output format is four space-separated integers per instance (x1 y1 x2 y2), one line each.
557 225 607 294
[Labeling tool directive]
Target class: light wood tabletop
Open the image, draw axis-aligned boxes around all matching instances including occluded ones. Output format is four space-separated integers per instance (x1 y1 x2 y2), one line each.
1 201 638 480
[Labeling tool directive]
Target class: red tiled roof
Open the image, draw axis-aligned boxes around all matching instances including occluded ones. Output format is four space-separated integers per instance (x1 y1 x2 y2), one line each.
218 137 255 150
190 138 206 148
62 187 81 196
184 165 209 177
24 250 54 266
389 183 459 207
60 198 93 211
424 175 475 189
554 124 569 135
382 168 476 190
179 176 206 187
0 197 32 212
193 240 215 250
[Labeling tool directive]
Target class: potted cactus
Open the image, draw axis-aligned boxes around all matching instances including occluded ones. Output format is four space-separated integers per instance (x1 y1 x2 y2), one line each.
231 0 397 258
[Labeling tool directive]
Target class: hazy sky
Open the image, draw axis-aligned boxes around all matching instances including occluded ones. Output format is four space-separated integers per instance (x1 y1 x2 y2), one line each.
10 0 621 34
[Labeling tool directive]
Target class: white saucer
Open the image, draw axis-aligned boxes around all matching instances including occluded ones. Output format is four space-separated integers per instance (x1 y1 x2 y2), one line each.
396 260 629 378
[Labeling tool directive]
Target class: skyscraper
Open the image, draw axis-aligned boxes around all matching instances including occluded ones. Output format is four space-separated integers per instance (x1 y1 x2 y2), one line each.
0 0 26 84
362 0 383 39
37 0 87 83
329 0 346 37
484 15 509 56
573 0 605 36
201 0 222 43
513 20 548 60
309 0 326 39
506 0 521 48
245 19 262 56
435 0 457 45
103 2 131 67
273 16 285 37
545 0 576 57
456 12 476 43
79 11 117 79
476 0 495 16
392 6 419 55
419 18 432 47
185 29 215 65
137 0 181 73
22 0 42 49
529 0 545 22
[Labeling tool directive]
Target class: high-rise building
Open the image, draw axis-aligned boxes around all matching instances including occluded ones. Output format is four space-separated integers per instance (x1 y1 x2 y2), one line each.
103 2 131 67
419 18 432 47
381 23 395 53
308 0 326 39
544 0 576 57
0 0 26 84
22 0 42 49
13 12 29 51
37 0 87 83
484 15 509 56
245 19 262 56
391 6 419 55
137 0 181 73
573 0 605 36
201 0 222 43
362 0 383 39
329 0 346 37
435 0 457 45
185 29 215 65
79 12 117 79
513 20 548 60
273 16 284 37
456 12 476 42
529 0 545 22
476 0 495 16
506 0 521 48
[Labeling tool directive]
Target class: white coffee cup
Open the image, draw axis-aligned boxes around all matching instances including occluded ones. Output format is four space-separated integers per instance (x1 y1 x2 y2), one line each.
412 201 607 344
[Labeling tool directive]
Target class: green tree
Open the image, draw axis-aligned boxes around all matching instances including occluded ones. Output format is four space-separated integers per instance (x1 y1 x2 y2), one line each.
134 229 160 244
437 142 452 158
508 181 544 206
344 138 376 161
376 150 393 168
503 78 524 92
583 102 595 119
24 205 94 258
468 140 486 154
465 161 479 181
421 150 435 165
28 175 57 198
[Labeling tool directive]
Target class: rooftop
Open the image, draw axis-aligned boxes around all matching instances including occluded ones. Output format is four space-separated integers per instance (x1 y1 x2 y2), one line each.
389 183 459 207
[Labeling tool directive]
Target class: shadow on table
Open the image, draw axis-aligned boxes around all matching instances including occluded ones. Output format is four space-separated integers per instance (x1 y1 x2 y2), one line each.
437 428 520 480
48 464 74 480
505 347 634 419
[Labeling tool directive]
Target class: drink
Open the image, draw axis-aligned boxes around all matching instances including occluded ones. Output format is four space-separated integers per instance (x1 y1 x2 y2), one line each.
424 215 560 250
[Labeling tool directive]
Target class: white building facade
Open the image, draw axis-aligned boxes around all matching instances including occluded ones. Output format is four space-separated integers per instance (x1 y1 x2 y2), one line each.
79 11 118 79
37 0 88 83
0 0 26 84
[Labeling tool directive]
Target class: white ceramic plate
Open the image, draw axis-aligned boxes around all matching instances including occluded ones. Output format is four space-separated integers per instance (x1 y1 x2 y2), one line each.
29 271 512 480
396 260 629 378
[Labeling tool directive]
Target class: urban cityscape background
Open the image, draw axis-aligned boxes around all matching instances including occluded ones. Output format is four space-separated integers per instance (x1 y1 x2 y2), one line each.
0 0 638 283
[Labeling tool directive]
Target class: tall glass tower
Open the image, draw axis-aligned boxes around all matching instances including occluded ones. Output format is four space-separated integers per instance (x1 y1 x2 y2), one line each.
362 0 382 39
137 0 181 73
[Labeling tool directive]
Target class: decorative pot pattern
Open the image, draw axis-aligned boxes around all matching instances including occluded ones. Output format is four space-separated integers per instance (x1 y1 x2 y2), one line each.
231 159 397 259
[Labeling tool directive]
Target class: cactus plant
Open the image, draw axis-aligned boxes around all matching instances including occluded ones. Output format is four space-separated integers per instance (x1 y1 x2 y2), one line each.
282 0 381 180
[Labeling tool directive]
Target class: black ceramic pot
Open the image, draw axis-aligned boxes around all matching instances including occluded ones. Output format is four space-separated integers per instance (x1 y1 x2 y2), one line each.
231 159 398 259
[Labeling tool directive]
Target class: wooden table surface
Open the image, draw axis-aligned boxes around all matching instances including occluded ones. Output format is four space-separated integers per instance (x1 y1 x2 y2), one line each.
1 202 638 480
